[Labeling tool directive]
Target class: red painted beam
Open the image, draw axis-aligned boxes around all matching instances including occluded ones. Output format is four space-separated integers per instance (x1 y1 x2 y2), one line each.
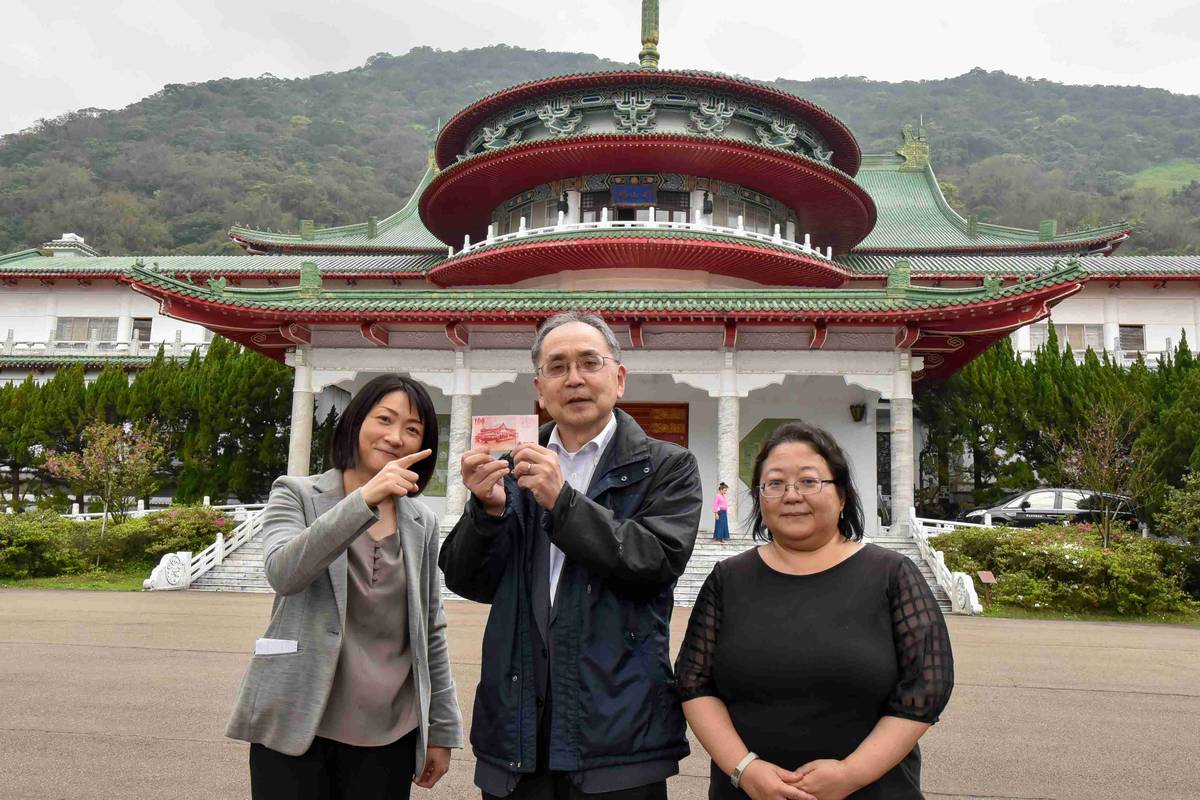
361 322 390 348
895 324 920 350
809 322 828 350
445 322 469 348
628 321 644 350
279 323 311 345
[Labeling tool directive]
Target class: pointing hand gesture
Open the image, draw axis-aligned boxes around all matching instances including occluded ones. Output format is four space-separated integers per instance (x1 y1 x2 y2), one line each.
360 449 432 507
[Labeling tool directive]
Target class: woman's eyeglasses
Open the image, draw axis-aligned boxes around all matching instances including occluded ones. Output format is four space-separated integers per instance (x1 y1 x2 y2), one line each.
759 478 835 498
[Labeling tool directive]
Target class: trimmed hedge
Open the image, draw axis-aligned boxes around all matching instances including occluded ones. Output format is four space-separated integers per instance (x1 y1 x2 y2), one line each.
0 506 234 578
929 524 1198 616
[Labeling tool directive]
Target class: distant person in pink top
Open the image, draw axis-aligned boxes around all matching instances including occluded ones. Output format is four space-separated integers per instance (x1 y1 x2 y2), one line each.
713 482 730 540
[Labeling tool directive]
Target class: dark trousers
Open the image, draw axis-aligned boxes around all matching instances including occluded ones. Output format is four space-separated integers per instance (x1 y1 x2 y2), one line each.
249 730 417 800
483 775 668 800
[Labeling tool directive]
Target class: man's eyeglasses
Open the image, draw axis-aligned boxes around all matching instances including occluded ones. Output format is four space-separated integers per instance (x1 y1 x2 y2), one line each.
759 478 836 498
536 354 619 379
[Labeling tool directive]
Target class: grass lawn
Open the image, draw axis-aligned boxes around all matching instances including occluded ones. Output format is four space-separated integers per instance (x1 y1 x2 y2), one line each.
981 603 1200 627
1131 159 1200 193
0 566 149 591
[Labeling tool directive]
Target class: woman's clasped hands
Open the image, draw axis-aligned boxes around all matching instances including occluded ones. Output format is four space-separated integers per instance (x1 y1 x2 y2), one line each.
739 756 861 800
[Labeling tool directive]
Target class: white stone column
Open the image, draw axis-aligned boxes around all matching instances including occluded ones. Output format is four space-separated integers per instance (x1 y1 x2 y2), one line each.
1192 297 1200 353
115 295 133 349
889 351 915 535
1012 325 1032 358
287 347 314 477
717 353 740 536
1103 296 1120 354
445 362 474 521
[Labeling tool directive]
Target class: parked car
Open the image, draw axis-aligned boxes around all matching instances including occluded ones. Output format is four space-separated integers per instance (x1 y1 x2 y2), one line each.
961 488 1145 531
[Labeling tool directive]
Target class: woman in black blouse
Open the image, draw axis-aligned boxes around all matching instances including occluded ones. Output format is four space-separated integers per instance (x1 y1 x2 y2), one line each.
675 422 953 800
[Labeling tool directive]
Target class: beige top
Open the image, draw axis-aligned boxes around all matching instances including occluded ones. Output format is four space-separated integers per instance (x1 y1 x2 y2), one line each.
316 527 417 746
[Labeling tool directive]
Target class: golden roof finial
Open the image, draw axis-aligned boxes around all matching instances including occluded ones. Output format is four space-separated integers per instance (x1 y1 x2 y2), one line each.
639 0 659 71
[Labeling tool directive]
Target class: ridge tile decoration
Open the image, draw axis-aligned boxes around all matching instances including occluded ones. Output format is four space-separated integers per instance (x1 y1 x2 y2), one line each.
439 71 860 174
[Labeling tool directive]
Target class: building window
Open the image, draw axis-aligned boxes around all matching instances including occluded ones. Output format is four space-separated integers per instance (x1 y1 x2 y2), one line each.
1029 323 1103 352
1119 325 1145 351
132 318 152 342
580 191 608 223
506 202 532 235
652 191 690 222
55 317 117 341
726 200 774 234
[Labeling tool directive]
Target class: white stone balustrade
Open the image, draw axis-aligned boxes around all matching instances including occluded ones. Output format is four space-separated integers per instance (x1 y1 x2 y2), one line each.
454 215 836 262
1 337 210 359
909 508 984 615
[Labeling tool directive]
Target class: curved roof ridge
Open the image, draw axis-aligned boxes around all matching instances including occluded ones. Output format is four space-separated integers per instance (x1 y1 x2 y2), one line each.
854 156 1130 253
228 155 444 253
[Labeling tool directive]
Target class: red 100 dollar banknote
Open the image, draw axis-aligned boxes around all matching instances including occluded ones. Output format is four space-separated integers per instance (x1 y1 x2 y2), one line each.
471 415 539 454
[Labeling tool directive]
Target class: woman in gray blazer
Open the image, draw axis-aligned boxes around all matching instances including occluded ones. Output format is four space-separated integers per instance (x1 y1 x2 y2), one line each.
227 374 463 799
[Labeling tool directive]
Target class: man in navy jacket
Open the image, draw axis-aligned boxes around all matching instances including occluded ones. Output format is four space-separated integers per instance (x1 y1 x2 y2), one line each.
440 312 704 799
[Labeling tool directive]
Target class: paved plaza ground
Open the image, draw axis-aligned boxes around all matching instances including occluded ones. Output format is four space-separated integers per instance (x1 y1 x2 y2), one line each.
1 589 1197 800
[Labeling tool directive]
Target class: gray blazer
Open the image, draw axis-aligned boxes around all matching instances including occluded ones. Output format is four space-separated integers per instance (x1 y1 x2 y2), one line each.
225 469 463 771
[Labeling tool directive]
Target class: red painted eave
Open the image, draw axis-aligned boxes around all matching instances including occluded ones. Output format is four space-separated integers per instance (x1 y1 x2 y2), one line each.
420 135 876 254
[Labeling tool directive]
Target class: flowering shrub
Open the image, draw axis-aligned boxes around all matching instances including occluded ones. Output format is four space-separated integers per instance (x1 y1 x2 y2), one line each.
0 511 89 578
0 506 235 576
929 524 1196 615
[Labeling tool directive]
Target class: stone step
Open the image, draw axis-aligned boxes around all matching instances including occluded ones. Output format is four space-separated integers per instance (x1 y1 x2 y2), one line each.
185 529 954 614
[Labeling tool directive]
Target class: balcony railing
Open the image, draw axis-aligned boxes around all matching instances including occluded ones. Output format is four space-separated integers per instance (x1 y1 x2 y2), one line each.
1016 348 1170 368
1 337 209 359
446 208 836 262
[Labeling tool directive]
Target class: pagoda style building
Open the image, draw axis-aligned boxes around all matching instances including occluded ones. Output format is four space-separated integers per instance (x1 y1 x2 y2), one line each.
6 1 1194 606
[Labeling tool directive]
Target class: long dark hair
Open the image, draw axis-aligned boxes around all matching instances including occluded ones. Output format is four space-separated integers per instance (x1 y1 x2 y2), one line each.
329 375 439 494
747 421 865 542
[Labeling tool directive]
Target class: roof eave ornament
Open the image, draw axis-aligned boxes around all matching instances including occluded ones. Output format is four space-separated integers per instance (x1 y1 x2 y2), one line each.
639 0 660 71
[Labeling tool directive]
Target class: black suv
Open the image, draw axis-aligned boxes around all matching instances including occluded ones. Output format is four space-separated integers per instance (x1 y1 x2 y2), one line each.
961 488 1144 531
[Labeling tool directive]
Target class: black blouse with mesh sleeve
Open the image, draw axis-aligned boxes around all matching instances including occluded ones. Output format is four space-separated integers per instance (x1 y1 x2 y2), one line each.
674 544 954 800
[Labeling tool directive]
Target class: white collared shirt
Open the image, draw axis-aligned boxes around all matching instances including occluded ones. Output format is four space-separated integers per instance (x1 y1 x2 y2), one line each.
545 413 618 604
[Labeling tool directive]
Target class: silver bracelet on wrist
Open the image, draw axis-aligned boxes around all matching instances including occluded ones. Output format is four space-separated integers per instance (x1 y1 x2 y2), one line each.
730 751 758 788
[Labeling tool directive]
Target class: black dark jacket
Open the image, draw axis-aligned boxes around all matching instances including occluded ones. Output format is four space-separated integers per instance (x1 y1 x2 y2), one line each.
439 409 703 777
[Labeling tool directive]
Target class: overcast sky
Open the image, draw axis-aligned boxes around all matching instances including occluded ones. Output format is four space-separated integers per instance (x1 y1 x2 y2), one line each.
3 0 1199 137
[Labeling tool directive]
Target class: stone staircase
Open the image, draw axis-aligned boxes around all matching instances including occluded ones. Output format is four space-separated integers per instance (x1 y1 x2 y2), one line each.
184 527 952 614
672 533 952 614
189 534 272 593
866 532 952 614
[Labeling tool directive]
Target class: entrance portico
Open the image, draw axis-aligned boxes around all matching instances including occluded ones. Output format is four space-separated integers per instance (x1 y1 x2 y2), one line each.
289 337 919 537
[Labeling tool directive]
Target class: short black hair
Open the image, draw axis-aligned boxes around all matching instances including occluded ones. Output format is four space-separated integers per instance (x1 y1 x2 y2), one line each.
330 374 439 494
747 421 865 542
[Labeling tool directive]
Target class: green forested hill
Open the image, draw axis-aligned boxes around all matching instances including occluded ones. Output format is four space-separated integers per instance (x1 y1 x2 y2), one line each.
1 47 1197 256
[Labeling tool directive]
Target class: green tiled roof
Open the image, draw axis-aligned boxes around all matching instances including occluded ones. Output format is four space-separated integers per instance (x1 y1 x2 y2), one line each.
841 254 1200 277
228 157 444 252
852 156 1129 252
0 355 161 369
124 258 1085 315
0 251 441 276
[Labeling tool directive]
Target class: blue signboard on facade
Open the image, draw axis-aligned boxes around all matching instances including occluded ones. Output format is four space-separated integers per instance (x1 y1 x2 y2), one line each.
611 183 658 206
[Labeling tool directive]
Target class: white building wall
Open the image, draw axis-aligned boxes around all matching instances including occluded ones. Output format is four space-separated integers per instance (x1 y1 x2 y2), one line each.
1011 282 1200 357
